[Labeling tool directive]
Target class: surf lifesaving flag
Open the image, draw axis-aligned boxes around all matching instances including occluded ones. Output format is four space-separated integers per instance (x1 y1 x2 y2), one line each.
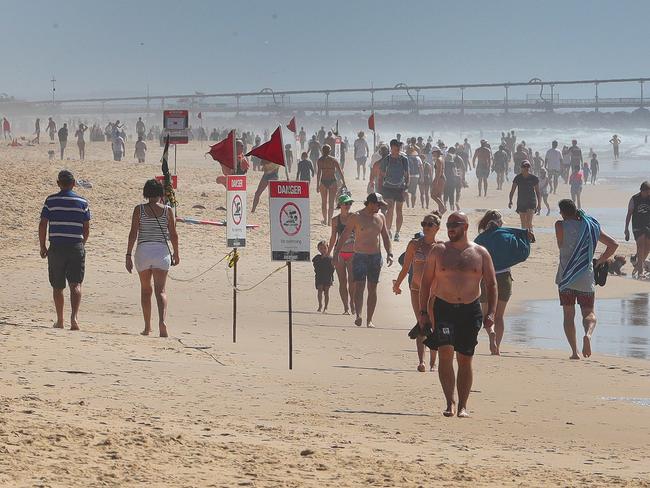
368 112 375 131
246 126 285 166
207 130 235 169
286 116 297 134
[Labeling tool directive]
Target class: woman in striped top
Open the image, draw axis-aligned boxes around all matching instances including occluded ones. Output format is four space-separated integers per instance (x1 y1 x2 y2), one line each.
125 179 180 337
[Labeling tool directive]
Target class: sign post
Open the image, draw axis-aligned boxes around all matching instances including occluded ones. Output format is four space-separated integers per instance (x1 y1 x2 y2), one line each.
334 136 342 162
227 175 247 343
269 181 310 369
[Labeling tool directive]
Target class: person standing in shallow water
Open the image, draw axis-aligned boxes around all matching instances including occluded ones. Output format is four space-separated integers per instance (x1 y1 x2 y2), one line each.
393 212 442 372
126 179 180 337
555 199 618 359
625 181 650 279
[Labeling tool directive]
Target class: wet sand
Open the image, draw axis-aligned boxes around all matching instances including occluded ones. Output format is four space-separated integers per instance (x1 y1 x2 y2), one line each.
1 137 650 487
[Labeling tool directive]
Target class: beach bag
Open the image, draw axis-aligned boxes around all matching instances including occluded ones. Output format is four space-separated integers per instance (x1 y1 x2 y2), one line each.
382 156 407 189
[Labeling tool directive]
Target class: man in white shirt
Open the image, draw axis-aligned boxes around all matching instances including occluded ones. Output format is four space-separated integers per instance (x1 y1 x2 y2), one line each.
544 140 564 194
354 131 370 180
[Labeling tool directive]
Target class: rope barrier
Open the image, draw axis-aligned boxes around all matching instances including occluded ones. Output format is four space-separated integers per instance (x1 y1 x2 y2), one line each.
168 250 234 283
225 263 287 292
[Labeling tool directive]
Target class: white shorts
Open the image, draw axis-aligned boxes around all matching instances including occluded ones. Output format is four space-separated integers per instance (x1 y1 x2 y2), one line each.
134 242 171 272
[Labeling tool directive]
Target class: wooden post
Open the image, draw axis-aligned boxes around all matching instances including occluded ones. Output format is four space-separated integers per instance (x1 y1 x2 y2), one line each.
288 261 293 370
232 249 237 343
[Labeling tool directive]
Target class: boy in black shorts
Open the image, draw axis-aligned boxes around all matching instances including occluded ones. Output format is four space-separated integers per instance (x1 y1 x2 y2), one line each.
312 241 334 312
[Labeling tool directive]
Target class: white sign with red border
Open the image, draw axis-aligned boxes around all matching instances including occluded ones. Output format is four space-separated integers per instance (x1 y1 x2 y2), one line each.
227 175 247 248
269 181 310 261
334 136 342 162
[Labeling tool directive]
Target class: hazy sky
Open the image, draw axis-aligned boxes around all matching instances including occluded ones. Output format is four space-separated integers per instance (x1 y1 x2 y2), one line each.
2 0 648 100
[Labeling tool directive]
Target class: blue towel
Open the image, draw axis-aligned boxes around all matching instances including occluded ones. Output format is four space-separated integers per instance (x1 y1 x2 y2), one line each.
474 227 530 271
558 211 601 291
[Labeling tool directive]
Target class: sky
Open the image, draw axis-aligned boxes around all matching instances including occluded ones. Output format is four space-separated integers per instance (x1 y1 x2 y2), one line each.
1 0 648 101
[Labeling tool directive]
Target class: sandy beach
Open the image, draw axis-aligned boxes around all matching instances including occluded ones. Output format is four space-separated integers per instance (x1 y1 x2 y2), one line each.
1 138 650 487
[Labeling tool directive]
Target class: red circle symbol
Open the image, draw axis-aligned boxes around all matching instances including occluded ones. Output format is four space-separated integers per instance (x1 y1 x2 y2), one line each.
232 194 243 225
279 202 301 236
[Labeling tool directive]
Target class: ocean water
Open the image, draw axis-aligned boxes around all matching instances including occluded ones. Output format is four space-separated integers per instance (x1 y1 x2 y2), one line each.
508 293 650 359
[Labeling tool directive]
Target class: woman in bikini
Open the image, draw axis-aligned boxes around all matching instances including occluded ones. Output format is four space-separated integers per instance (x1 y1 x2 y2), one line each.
328 193 356 315
251 159 280 213
316 144 345 225
430 146 446 215
392 212 442 372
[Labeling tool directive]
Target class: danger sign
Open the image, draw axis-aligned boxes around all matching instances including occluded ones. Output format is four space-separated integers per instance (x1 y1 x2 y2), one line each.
163 110 189 144
227 175 247 247
269 181 310 261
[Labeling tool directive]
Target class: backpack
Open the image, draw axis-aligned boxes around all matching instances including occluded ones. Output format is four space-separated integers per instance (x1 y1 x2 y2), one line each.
407 155 422 177
382 155 408 189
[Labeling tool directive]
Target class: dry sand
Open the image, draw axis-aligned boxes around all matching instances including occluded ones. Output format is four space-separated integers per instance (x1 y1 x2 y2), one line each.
1 138 649 487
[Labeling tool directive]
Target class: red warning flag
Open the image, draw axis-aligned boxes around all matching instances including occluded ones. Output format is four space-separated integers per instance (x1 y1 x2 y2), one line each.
286 116 297 133
207 129 235 169
246 126 285 166
368 112 375 131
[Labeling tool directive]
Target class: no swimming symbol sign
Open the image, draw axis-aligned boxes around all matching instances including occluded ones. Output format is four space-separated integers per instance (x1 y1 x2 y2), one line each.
269 181 310 262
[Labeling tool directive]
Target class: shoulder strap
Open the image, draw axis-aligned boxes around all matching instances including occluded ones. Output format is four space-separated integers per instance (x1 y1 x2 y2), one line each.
147 203 173 260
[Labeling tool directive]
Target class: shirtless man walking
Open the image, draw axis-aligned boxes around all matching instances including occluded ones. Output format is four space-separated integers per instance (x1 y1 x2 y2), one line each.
419 212 497 418
472 140 492 197
335 193 393 328
316 144 345 225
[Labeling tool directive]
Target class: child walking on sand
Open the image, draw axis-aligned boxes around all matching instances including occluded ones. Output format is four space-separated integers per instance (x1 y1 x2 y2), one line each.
312 241 334 313
539 168 551 215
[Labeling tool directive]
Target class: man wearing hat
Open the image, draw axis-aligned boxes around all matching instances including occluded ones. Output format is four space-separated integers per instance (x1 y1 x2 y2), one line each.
39 170 92 330
379 139 410 241
354 131 370 180
334 193 393 328
508 160 541 230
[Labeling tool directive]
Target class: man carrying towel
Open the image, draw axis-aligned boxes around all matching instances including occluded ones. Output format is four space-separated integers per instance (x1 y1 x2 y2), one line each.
555 199 618 359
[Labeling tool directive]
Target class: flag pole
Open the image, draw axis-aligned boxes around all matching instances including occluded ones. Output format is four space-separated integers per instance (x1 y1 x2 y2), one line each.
232 129 237 174
280 126 289 181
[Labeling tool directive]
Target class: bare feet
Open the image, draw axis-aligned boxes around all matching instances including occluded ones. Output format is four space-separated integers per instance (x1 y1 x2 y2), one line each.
366 322 375 329
457 408 470 418
317 306 322 312
141 328 151 336
570 353 580 360
582 335 592 358
70 317 80 331
159 324 168 338
417 363 426 372
53 321 64 329
322 307 327 314
354 316 362 327
443 402 456 417
342 309 349 315
489 334 499 355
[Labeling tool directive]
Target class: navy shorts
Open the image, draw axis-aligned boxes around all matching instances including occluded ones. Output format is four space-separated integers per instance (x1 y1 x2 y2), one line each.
352 253 382 283
48 243 86 289
424 298 483 356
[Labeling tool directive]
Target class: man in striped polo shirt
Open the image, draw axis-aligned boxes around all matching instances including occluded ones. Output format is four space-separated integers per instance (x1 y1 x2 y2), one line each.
39 170 91 330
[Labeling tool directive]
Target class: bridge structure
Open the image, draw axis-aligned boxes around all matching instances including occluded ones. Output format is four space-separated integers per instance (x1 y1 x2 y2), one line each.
2 77 650 118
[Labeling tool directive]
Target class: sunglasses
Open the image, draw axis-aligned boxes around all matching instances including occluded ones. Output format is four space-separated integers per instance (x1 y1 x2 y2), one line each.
421 221 438 227
446 221 465 229
341 202 352 206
